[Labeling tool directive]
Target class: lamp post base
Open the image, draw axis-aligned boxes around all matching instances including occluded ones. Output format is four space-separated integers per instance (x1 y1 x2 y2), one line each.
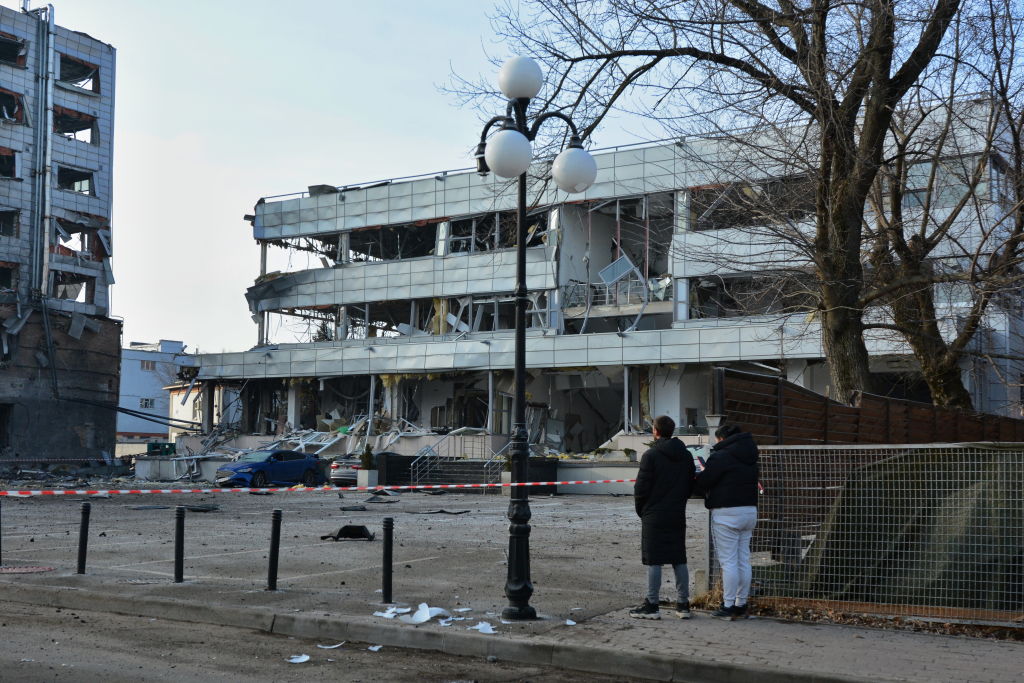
501 604 537 620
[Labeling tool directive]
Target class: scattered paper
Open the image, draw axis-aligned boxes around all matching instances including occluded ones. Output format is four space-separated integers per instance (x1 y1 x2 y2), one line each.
399 602 451 625
368 645 383 652
286 654 310 664
317 642 344 649
467 621 497 634
565 619 577 626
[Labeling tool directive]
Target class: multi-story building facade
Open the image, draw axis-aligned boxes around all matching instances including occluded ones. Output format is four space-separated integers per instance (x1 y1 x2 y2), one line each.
117 340 195 442
193 115 1023 452
0 4 120 461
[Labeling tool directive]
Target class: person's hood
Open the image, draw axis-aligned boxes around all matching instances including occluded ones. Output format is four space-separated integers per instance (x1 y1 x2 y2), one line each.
653 436 690 462
711 431 758 465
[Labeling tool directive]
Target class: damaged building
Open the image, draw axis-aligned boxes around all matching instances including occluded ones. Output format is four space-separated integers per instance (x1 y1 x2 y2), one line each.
0 5 120 463
190 112 1024 457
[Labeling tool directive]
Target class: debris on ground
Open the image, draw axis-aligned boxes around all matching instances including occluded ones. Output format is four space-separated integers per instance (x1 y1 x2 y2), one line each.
373 606 412 619
316 642 344 649
367 645 383 652
129 505 171 511
405 509 470 515
321 525 375 541
398 603 451 625
286 654 310 663
183 504 219 513
340 505 368 512
466 621 497 634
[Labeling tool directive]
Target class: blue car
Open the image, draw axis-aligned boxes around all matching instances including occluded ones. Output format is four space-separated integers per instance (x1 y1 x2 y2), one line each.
215 449 325 488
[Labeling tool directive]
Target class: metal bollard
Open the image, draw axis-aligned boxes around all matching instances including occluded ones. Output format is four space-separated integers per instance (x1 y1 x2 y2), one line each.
174 506 185 583
382 517 393 603
76 502 91 574
267 509 282 591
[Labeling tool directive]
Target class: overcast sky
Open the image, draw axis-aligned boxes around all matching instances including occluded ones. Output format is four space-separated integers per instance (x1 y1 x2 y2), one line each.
6 0 644 353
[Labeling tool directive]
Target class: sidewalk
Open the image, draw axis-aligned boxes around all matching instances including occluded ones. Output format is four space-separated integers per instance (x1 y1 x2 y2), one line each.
1 571 1019 683
0 491 1019 681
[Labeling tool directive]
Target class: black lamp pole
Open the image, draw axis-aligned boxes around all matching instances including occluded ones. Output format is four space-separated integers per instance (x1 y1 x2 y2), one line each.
476 99 584 622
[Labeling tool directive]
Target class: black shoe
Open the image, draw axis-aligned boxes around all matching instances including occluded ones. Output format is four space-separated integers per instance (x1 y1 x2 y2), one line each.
711 604 735 620
628 599 661 619
674 600 692 619
732 603 748 619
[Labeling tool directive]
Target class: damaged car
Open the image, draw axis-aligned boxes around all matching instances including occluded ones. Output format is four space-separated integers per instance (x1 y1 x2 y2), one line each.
215 449 325 488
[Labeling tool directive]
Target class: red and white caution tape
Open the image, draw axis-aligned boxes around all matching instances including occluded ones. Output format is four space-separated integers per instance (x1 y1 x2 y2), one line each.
0 478 637 497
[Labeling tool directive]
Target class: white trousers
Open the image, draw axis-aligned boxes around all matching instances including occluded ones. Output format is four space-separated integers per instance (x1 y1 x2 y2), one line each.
711 506 758 607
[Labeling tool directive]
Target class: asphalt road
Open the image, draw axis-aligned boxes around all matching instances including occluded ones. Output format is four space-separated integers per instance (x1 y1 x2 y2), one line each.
0 600 646 682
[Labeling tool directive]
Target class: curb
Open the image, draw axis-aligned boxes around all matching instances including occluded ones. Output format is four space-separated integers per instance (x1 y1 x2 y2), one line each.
0 582 871 683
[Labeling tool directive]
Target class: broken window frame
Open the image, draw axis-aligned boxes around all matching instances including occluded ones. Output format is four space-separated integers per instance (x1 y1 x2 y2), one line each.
0 261 16 291
688 272 816 319
0 31 27 68
0 146 18 179
446 210 548 255
50 269 94 304
0 209 17 238
139 398 155 410
53 105 98 144
0 87 26 124
58 53 100 93
56 166 95 196
689 176 815 232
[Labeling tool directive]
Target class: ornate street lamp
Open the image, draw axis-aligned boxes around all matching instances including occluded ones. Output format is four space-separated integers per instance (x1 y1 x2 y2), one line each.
474 56 597 620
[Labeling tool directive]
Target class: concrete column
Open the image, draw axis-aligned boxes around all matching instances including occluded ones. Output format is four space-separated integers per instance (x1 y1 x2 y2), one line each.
200 383 214 434
367 375 377 437
623 365 630 433
286 382 300 431
487 371 495 433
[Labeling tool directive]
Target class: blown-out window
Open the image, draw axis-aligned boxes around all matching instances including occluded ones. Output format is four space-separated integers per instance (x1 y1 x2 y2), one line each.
57 166 95 195
58 53 99 92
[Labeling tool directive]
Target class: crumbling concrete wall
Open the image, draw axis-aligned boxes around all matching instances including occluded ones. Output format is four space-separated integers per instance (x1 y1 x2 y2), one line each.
0 304 121 462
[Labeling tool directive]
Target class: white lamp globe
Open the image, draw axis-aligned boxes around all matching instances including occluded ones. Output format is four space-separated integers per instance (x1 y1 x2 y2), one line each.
484 129 533 178
551 146 597 193
498 56 543 100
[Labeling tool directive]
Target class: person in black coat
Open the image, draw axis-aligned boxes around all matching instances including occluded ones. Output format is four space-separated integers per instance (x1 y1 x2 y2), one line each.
694 423 759 620
629 415 696 620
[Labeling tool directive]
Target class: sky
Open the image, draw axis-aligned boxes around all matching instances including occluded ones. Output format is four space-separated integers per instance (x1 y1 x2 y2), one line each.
5 0 643 353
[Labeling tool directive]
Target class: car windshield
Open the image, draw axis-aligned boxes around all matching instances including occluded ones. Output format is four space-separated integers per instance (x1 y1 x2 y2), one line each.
237 451 274 463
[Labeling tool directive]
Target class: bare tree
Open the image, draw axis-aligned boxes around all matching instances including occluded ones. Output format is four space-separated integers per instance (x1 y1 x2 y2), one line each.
457 0 967 400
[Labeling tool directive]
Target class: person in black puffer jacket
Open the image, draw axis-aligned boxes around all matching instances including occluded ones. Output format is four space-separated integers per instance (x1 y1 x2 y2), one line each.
695 423 759 620
629 415 695 620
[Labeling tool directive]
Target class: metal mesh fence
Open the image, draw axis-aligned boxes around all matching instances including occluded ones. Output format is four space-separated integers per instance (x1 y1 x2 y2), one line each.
708 444 1024 625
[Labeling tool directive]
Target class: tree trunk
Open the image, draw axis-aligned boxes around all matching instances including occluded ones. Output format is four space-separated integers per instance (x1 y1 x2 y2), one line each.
820 302 875 402
889 287 974 410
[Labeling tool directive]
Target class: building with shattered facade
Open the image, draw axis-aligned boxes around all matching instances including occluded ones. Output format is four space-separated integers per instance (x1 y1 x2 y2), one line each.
0 5 119 462
192 112 1024 454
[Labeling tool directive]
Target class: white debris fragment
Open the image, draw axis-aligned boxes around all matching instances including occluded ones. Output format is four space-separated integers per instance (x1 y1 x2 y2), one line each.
373 606 412 619
438 618 454 627
467 621 497 634
398 602 450 625
453 607 472 612
286 654 310 664
316 642 344 649
368 645 383 652
570 607 583 611
565 619 577 626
